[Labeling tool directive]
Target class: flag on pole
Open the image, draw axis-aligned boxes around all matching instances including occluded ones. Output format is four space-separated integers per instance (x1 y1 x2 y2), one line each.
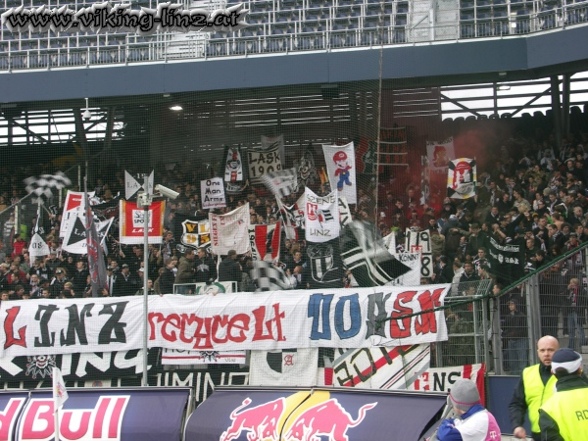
341 220 412 287
124 170 154 200
85 191 108 297
52 367 68 409
28 202 50 266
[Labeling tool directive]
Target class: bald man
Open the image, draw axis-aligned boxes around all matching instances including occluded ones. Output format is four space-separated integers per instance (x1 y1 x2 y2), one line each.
508 335 559 440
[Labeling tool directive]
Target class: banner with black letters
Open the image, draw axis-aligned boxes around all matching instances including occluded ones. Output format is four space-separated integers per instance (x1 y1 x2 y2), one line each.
0 285 450 357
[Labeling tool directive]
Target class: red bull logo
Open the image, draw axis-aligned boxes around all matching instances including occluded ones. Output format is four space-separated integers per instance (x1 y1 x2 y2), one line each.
18 395 129 441
220 393 377 441
285 399 377 441
220 397 285 441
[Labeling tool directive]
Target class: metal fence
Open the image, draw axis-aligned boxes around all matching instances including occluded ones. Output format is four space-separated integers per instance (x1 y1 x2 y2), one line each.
2 1 588 71
434 241 588 374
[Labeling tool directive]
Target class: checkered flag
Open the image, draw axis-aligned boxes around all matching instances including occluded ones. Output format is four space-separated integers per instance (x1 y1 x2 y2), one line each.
250 261 293 292
24 172 71 201
260 167 298 199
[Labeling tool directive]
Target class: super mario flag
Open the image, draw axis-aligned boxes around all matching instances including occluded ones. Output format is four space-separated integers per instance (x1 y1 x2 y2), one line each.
322 142 357 204
447 158 476 200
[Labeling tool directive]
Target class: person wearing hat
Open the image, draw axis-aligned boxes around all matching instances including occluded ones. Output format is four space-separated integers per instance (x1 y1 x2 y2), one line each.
113 263 137 297
436 378 501 440
539 348 588 441
509 335 559 441
49 267 68 298
502 300 528 374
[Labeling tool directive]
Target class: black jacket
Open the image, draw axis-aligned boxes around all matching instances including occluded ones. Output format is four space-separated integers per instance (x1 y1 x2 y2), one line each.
509 362 553 439
218 257 242 282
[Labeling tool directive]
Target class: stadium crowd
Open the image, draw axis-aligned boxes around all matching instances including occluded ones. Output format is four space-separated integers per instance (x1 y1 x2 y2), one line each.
0 127 587 308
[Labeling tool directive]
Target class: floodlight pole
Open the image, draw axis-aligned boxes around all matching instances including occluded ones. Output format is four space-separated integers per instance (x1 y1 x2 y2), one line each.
137 175 153 387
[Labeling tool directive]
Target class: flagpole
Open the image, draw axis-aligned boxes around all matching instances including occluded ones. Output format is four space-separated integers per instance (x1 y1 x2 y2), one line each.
54 407 61 441
141 174 150 387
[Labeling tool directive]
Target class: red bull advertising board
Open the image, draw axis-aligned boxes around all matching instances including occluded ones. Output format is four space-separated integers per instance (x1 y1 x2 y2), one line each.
0 387 191 441
183 386 447 441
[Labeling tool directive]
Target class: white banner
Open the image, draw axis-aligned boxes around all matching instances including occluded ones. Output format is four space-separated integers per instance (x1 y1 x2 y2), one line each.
426 138 455 172
161 349 246 365
322 142 357 204
408 363 487 404
249 348 318 386
0 285 450 357
200 177 226 209
209 203 251 255
305 188 339 243
332 344 430 389
59 191 94 238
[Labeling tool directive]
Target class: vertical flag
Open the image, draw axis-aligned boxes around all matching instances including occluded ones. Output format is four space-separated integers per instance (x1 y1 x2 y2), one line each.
209 203 251 255
304 187 339 243
85 191 108 297
277 193 305 241
28 202 50 265
52 367 68 409
119 200 165 244
426 137 455 171
223 145 244 182
293 143 319 190
447 158 477 199
322 142 357 204
249 222 282 262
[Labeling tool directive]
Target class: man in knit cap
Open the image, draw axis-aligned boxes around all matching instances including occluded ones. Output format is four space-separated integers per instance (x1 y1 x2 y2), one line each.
436 378 501 441
538 348 588 441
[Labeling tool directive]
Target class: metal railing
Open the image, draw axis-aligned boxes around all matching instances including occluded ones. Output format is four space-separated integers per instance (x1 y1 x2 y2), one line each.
1 1 588 71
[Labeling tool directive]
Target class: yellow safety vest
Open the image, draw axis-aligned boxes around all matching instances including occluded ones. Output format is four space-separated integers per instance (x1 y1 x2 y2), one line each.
540 388 588 441
522 364 557 433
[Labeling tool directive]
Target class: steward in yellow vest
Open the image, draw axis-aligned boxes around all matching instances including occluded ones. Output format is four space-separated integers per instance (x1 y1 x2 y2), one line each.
539 348 588 441
509 335 559 441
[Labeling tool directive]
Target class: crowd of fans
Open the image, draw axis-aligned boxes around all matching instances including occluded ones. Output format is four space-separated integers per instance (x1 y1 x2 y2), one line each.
0 128 587 312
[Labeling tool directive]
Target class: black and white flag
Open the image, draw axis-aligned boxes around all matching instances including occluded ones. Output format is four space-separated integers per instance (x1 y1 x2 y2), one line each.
260 167 298 200
250 260 292 292
124 170 154 200
341 220 411 287
24 172 71 201
28 202 50 265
